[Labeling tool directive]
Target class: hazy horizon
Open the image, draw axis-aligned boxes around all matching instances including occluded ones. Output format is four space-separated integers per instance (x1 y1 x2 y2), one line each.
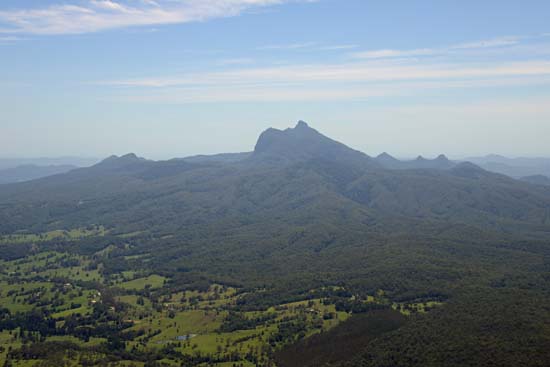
2 3 550 366
2 1 550 159
3 121 550 164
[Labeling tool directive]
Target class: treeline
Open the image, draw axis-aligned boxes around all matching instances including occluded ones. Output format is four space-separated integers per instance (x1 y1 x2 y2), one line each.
219 311 277 333
6 339 275 367
0 302 130 343
329 298 390 314
275 310 408 367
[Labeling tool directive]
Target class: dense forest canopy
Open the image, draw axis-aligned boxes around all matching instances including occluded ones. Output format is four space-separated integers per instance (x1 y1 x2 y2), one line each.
1 121 550 366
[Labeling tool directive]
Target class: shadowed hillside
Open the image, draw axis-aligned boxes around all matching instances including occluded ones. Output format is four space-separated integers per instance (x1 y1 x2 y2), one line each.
1 121 550 366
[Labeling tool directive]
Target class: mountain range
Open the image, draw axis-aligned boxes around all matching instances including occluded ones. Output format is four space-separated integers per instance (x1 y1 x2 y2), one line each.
2 121 549 235
0 156 98 170
1 121 550 367
4 124 550 186
0 157 99 185
0 164 78 185
465 154 550 178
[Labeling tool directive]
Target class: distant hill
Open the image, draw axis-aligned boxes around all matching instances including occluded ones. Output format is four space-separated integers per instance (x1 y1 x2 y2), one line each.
465 155 550 178
374 152 456 170
1 121 550 367
520 174 550 186
181 152 251 164
0 164 78 184
1 120 548 239
0 157 98 170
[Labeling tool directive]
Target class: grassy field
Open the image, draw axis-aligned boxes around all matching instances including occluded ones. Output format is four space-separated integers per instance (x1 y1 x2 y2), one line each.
0 226 107 244
118 274 167 290
0 250 442 366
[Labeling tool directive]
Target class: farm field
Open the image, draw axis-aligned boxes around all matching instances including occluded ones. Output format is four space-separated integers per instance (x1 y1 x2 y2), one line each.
0 244 437 367
2 121 550 367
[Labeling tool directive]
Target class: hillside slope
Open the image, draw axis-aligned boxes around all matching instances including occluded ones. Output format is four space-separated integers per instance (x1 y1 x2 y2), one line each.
1 121 550 366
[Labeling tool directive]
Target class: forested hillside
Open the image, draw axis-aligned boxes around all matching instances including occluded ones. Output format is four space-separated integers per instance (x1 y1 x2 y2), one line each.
1 122 549 366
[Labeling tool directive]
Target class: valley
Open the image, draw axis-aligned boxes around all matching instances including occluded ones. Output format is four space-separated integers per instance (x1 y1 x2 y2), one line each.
1 122 550 367
0 246 435 367
3 0 550 365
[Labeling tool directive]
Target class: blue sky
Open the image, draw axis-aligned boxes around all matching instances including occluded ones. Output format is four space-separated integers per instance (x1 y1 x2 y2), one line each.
1 0 550 159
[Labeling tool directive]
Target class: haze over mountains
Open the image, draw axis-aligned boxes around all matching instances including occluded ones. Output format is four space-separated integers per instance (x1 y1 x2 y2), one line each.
0 157 98 170
0 157 99 185
465 154 550 179
2 121 550 237
0 164 79 185
2 0 550 365
3 122 550 186
1 121 550 366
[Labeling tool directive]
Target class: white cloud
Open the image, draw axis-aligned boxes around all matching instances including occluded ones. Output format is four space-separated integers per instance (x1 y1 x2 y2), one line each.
104 76 550 104
352 36 521 60
101 60 550 88
0 0 302 35
449 36 519 50
0 35 26 43
90 1 129 12
352 48 435 59
96 59 550 103
217 58 256 65
317 44 358 51
257 42 318 50
88 31 550 103
257 42 359 51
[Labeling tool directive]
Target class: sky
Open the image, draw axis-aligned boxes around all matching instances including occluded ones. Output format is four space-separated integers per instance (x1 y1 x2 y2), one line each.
1 0 550 160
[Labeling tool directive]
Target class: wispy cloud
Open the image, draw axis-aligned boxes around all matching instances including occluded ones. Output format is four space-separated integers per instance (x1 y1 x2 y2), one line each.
317 44 358 51
352 36 521 59
352 48 435 59
102 75 550 104
105 60 550 87
257 42 358 51
89 34 550 103
217 58 256 66
0 0 307 35
257 42 319 50
0 35 26 43
450 36 519 50
95 59 550 103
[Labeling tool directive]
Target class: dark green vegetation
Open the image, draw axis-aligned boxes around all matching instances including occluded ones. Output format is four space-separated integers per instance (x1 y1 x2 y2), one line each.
274 309 407 367
0 251 366 366
1 121 550 366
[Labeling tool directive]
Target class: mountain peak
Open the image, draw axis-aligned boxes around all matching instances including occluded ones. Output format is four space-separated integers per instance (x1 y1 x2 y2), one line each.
121 153 139 160
95 153 145 170
376 152 398 162
374 152 402 169
254 122 323 155
100 153 140 162
450 161 487 179
252 121 373 167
